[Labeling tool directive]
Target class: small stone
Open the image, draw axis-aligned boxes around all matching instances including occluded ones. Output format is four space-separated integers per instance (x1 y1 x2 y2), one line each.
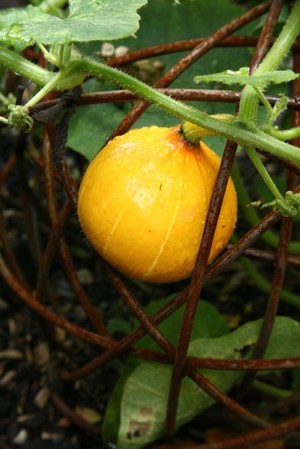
0 349 23 360
0 370 16 386
41 430 64 441
33 342 50 367
0 297 8 311
76 268 94 285
17 413 46 430
114 46 129 57
53 326 66 343
12 428 28 444
75 405 102 424
34 387 50 409
100 42 115 57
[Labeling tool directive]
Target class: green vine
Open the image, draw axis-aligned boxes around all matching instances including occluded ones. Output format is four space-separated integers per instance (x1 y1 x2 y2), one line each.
0 0 299 217
240 256 300 309
0 46 298 168
237 0 300 125
231 162 300 254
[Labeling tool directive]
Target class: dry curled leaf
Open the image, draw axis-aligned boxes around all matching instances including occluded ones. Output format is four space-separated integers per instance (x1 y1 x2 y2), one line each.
74 406 102 425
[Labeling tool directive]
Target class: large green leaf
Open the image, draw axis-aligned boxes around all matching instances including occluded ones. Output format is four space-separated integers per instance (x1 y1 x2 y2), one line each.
0 0 147 49
112 317 300 449
102 298 229 446
134 297 229 351
67 101 129 161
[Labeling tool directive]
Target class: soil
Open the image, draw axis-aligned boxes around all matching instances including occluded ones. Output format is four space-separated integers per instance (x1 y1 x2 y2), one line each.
1 1 300 448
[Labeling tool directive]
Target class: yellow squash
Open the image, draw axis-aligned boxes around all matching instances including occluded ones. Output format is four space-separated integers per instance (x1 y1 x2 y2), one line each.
77 125 237 283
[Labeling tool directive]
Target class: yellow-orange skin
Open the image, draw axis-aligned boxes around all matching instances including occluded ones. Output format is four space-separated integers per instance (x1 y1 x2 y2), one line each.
77 125 237 283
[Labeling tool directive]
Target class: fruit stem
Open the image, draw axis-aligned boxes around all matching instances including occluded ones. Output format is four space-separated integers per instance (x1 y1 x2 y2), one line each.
181 114 234 144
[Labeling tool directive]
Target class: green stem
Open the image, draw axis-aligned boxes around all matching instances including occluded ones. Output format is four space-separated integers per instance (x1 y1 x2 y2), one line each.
238 0 300 124
255 1 300 75
0 45 52 86
0 92 15 107
0 116 9 125
24 62 85 108
252 379 292 399
231 162 300 254
267 126 300 141
37 42 72 68
38 0 68 14
1 45 300 164
234 1 300 208
57 43 72 67
245 146 283 201
37 43 58 65
24 71 64 108
241 256 300 308
253 87 273 118
81 57 300 164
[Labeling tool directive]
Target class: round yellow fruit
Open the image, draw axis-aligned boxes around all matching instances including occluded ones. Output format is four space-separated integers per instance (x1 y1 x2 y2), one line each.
77 125 237 283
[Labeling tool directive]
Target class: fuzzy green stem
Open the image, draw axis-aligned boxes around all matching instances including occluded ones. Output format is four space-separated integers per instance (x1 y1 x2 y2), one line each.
24 61 85 108
253 87 274 118
0 45 52 86
1 47 300 164
37 43 58 66
81 57 300 164
267 126 300 141
238 0 300 124
24 71 64 108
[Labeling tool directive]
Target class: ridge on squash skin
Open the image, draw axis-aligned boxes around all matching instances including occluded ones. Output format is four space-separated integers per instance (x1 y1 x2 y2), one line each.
77 125 237 283
142 169 183 281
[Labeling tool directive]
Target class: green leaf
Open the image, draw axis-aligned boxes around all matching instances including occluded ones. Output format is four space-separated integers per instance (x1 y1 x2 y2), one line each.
0 6 45 49
102 359 138 448
135 297 229 351
102 298 229 445
67 101 130 161
271 95 289 121
113 317 300 449
0 0 148 49
194 67 299 89
117 361 235 449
